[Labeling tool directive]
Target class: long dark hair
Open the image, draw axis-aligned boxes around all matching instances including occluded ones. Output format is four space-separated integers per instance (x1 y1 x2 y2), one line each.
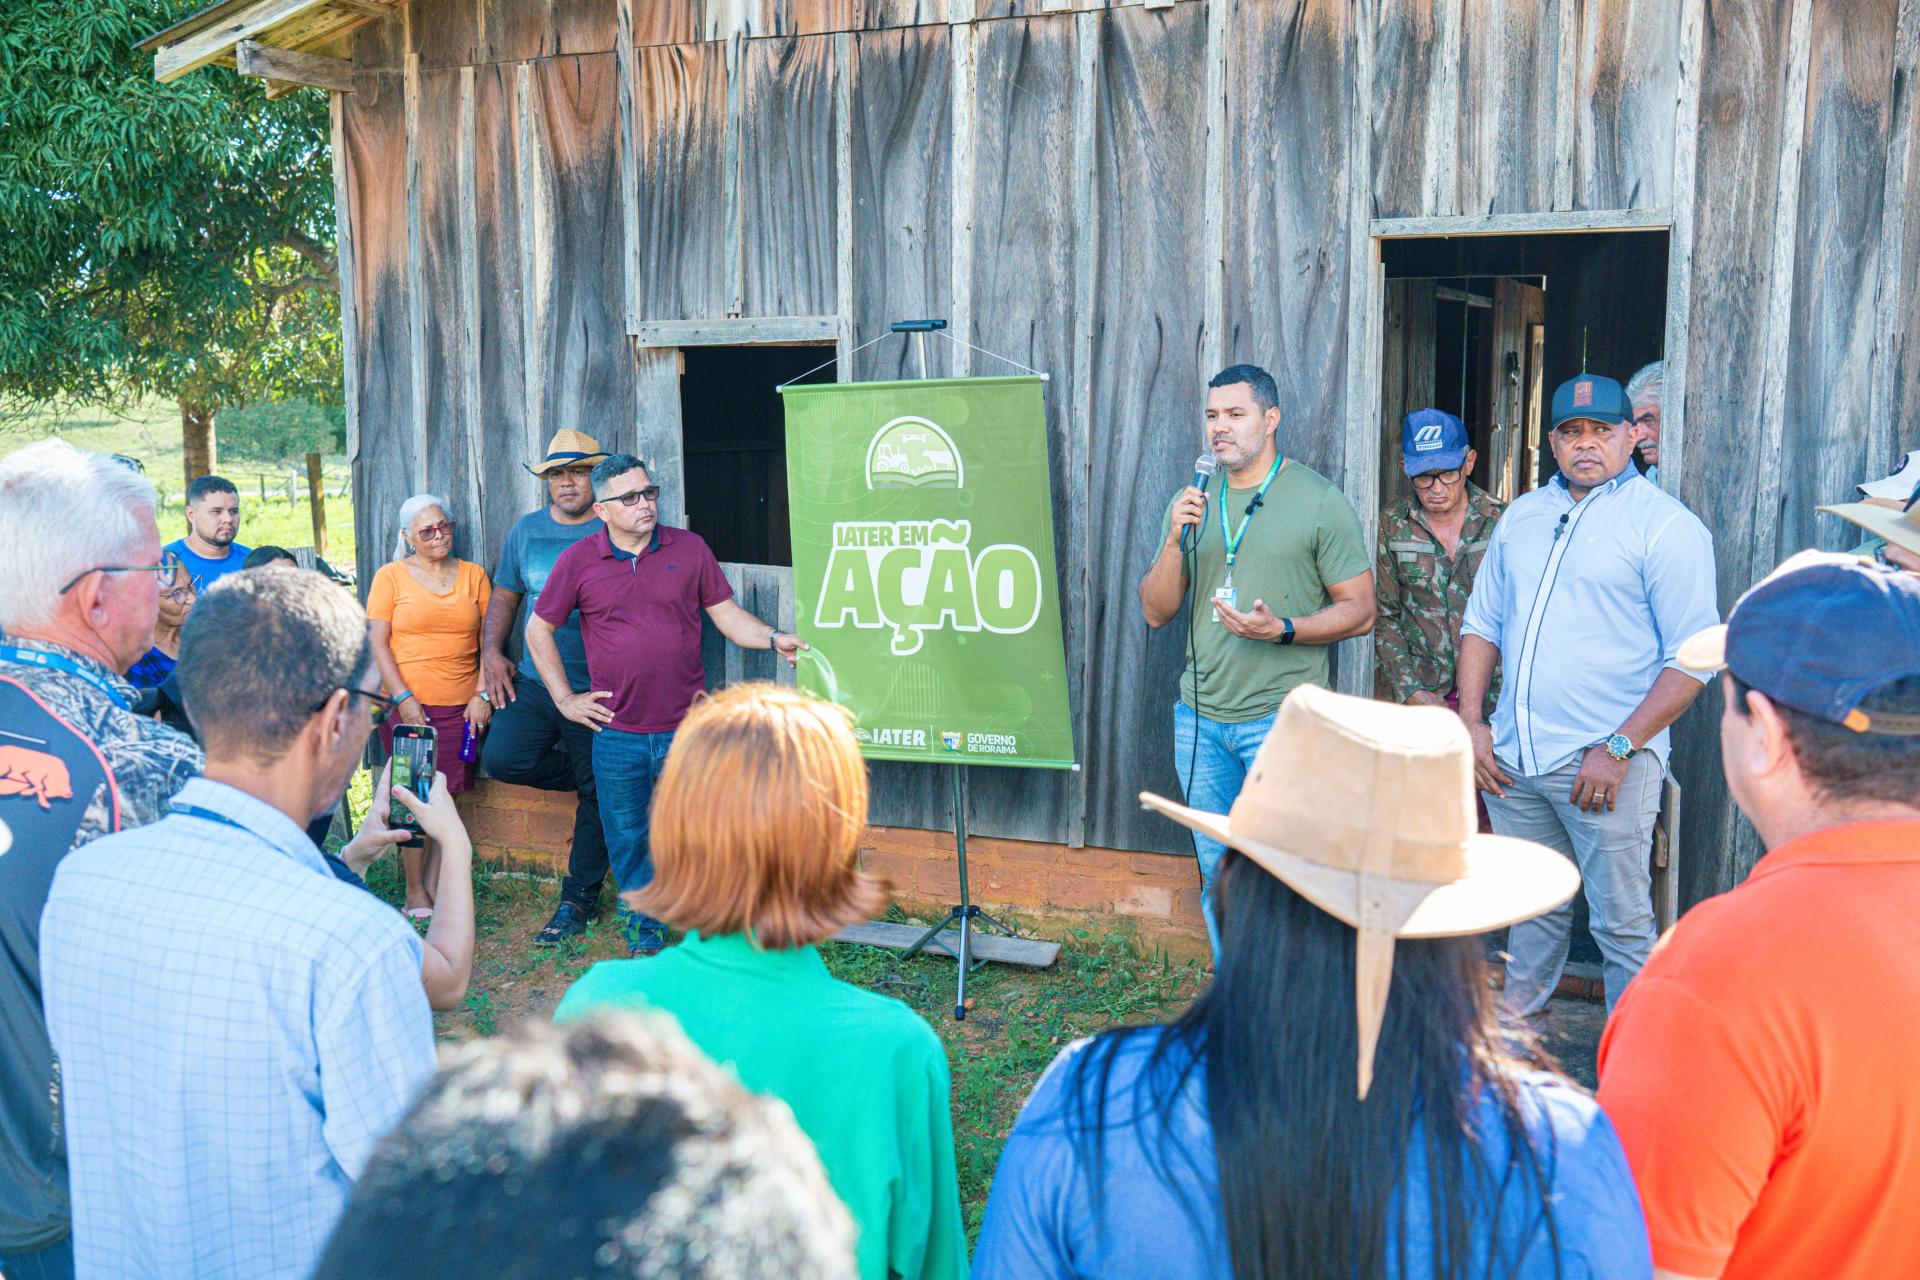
1067 850 1563 1279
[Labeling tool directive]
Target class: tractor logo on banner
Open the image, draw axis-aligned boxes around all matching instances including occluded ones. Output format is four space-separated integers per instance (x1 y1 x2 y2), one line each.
865 417 964 489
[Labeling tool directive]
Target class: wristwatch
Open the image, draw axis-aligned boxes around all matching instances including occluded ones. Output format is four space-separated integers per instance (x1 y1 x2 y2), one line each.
1275 617 1296 646
1605 733 1635 761
769 629 788 650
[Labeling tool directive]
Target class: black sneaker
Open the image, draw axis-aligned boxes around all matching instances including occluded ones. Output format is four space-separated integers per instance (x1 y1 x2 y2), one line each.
534 901 589 947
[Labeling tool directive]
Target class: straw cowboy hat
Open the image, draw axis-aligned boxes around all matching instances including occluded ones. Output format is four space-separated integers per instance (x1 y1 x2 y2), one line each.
525 428 611 476
1140 684 1578 1100
1819 488 1920 559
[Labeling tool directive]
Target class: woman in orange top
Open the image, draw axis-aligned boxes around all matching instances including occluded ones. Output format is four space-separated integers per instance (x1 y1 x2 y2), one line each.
368 493 493 918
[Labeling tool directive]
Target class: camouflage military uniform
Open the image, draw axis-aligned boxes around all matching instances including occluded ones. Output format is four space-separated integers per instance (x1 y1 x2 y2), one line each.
1374 483 1503 708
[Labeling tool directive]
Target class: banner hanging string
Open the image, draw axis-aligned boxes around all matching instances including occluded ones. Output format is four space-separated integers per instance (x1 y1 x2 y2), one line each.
776 328 1046 390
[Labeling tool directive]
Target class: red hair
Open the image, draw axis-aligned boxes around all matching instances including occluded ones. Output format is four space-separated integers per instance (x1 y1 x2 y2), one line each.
627 683 887 948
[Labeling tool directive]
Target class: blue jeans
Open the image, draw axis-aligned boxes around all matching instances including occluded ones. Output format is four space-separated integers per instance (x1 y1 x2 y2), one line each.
0 1235 75 1280
1486 751 1661 1018
591 727 676 949
1171 700 1278 959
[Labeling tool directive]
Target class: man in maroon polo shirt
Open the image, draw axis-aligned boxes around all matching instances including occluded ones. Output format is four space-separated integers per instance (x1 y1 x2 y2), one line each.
526 453 803 955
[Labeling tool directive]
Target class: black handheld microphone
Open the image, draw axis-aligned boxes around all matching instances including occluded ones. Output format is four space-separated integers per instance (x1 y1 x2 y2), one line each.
1182 454 1217 553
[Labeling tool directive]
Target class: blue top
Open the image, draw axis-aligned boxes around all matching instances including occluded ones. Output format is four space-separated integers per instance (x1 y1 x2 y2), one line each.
40 778 436 1280
164 536 253 593
972 1032 1651 1280
1460 468 1718 776
126 645 176 689
493 507 603 690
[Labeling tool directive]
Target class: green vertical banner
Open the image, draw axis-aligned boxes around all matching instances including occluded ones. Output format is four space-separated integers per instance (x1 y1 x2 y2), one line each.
780 375 1076 769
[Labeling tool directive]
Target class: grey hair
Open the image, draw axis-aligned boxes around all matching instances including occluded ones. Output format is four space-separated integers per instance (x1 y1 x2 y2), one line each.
1625 360 1664 412
393 492 450 560
0 439 157 632
591 453 654 499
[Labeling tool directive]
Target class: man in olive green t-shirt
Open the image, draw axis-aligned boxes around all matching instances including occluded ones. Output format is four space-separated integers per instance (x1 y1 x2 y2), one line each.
1138 363 1375 956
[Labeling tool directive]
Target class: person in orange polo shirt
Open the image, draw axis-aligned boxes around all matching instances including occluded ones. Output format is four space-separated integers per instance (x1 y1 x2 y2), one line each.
1597 550 1920 1280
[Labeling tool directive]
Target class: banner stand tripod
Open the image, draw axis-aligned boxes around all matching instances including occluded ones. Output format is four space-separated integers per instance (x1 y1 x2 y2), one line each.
888 319 1022 1021
804 318 1066 1021
900 763 1020 1019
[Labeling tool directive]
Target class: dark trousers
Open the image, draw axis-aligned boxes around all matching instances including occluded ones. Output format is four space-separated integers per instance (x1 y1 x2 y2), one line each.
480 673 608 910
0 1234 75 1280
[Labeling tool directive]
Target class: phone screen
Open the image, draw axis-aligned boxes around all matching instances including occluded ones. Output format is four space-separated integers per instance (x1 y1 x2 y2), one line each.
388 726 436 832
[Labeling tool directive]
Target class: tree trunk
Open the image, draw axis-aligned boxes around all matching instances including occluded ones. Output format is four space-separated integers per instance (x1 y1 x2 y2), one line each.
181 401 216 493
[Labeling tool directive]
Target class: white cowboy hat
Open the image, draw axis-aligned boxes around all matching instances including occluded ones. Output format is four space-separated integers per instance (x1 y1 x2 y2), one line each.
1140 683 1578 1099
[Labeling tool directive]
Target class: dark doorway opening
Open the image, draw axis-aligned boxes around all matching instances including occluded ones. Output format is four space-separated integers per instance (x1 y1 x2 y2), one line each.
678 344 834 567
1378 229 1669 512
1377 228 1671 972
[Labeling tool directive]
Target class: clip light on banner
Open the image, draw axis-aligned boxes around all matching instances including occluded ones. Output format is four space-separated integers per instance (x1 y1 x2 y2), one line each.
779 376 1077 770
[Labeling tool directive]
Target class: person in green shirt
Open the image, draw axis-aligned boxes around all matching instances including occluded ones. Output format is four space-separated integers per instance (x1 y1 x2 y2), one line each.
1137 364 1375 957
555 682 969 1280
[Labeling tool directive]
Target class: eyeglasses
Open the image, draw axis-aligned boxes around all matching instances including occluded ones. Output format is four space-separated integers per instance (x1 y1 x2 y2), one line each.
309 687 407 721
603 485 661 507
1411 469 1465 490
58 561 179 595
413 520 456 541
161 580 196 605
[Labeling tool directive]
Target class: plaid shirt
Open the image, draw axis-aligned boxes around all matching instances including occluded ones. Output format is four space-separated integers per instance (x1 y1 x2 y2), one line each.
41 778 435 1280
1374 484 1503 706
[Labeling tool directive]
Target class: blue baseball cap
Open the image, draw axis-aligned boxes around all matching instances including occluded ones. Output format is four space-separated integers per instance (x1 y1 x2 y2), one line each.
1400 408 1469 476
1550 374 1631 429
1678 551 1920 734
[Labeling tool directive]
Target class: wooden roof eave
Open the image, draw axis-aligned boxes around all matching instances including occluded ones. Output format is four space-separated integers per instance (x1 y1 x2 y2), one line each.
138 0 403 88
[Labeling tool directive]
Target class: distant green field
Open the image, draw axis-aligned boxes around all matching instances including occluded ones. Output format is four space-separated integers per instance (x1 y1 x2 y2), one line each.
2 399 357 568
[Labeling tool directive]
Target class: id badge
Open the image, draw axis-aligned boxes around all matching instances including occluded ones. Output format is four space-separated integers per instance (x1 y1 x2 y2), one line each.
1212 584 1237 621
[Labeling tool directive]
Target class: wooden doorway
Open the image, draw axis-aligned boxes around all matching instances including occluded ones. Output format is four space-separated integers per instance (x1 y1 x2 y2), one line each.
1375 228 1669 520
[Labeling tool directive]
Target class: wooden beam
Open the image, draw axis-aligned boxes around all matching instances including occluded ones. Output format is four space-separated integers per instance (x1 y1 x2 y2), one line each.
1338 1 1378 701
1067 9 1099 848
235 40 352 92
833 32 855 379
1370 207 1672 239
1660 0 1705 496
154 0 329 82
631 317 840 347
322 0 396 18
328 91 360 466
949 18 975 375
1867 0 1920 484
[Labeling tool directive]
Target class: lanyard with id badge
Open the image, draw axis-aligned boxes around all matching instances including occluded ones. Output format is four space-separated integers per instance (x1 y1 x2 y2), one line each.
1213 454 1285 621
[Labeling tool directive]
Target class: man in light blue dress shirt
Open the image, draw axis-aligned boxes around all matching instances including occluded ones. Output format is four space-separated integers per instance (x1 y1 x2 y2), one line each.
1456 373 1718 1018
40 568 453 1280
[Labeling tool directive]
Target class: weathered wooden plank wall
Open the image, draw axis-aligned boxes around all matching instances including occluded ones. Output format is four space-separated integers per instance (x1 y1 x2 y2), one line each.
335 0 1920 896
1079 4 1211 853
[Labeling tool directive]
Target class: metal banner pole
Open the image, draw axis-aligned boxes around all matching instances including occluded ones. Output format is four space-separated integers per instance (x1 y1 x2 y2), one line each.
887 319 1017 1019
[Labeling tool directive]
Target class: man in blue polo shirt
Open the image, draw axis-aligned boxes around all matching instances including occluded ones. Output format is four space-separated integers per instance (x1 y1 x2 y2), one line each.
526 453 803 956
1456 373 1718 1019
478 429 610 947
164 475 252 592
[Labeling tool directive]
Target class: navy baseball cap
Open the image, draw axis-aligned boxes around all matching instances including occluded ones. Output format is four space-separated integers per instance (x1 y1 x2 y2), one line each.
1400 408 1470 476
1679 551 1920 734
1550 374 1631 429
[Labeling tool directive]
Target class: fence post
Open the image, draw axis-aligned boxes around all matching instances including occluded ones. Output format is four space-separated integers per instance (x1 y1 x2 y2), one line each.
306 452 327 557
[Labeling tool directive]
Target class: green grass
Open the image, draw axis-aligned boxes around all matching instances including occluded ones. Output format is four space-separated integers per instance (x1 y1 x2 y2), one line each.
2 397 357 566
343 820 1203 1234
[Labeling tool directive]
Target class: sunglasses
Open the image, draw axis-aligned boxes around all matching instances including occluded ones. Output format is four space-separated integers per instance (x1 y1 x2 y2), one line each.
413 520 456 541
58 561 180 595
308 687 408 722
602 485 661 507
1411 469 1465 490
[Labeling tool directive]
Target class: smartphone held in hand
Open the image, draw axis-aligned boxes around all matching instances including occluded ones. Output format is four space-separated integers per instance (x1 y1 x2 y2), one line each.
388 724 436 846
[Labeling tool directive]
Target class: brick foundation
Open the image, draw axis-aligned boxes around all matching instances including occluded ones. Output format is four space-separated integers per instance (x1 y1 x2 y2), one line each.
454 779 1211 959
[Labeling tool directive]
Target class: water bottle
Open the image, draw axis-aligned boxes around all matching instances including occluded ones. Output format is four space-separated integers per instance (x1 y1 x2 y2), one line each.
459 719 479 763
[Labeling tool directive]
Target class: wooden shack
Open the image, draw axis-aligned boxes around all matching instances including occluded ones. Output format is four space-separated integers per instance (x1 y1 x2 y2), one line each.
147 0 1920 943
